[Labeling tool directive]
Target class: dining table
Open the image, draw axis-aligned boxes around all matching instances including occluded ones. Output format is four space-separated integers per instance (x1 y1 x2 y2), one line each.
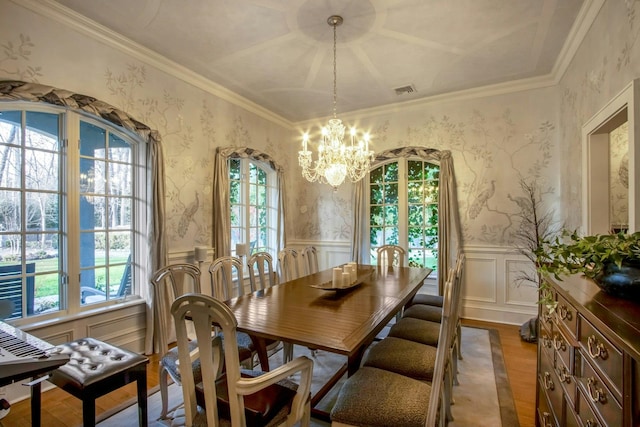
225 263 433 418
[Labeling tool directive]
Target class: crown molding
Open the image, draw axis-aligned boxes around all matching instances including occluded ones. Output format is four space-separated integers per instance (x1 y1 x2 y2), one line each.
13 0 294 130
550 0 606 84
16 0 601 130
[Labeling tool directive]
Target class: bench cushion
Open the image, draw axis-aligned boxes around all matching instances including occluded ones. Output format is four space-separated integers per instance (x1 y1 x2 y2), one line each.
362 337 437 381
50 338 147 390
330 366 432 427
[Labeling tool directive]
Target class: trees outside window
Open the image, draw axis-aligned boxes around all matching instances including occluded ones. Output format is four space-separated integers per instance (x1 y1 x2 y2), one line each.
369 159 439 272
0 105 145 321
228 158 277 259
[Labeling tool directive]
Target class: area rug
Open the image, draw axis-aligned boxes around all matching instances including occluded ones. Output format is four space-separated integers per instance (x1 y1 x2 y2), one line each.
97 326 518 427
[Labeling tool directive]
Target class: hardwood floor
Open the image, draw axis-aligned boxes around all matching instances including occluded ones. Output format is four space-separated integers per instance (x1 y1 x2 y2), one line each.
1 319 538 427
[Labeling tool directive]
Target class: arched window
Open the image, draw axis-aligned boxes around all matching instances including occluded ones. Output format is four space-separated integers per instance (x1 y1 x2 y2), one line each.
0 104 148 320
369 158 439 270
228 157 278 257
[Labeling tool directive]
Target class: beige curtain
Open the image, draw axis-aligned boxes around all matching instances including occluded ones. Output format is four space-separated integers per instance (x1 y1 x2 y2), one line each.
212 146 287 259
0 80 168 354
351 147 462 294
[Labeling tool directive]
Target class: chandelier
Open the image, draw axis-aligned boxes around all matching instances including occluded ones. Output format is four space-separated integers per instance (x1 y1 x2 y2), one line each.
298 15 374 189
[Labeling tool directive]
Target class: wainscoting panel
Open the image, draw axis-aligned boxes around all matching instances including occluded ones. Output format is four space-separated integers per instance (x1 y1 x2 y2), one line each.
462 256 498 303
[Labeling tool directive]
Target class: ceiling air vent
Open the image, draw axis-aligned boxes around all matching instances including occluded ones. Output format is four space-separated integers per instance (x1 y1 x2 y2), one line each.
394 84 416 95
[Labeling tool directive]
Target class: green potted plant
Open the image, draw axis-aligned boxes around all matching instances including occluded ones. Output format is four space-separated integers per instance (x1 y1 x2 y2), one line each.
536 230 640 299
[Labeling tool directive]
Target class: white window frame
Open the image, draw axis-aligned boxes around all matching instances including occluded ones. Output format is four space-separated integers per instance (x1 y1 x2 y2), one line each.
0 102 148 326
228 157 278 260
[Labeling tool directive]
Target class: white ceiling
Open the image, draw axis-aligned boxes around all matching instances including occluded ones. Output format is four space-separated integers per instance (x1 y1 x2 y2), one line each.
53 0 586 123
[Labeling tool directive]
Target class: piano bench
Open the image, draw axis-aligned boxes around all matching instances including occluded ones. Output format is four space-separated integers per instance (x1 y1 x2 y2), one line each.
49 337 149 427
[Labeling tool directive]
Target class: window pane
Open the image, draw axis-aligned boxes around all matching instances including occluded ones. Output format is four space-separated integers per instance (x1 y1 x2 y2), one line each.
384 205 398 225
370 205 383 226
384 228 398 245
369 167 383 184
109 162 131 196
229 159 240 179
0 190 21 232
407 160 422 180
408 204 424 225
370 184 383 204
384 162 398 181
0 147 21 188
384 183 398 204
34 272 60 314
257 167 266 185
407 181 422 203
230 205 241 226
26 111 59 151
370 227 382 246
408 248 425 268
80 121 106 158
408 228 424 246
25 149 58 191
108 133 129 159
230 181 240 204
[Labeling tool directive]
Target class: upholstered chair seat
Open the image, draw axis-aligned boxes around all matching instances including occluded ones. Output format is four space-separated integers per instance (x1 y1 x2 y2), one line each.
362 337 437 381
388 317 441 346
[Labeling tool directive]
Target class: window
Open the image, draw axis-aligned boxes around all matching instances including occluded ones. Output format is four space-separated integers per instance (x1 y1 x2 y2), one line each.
0 104 146 322
228 157 277 258
369 159 439 272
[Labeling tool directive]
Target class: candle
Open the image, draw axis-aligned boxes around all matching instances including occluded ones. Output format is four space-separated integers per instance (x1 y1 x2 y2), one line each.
342 272 350 287
332 267 343 288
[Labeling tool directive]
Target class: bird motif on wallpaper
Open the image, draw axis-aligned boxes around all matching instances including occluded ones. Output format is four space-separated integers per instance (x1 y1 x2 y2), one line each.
177 191 199 237
507 193 530 214
468 180 496 219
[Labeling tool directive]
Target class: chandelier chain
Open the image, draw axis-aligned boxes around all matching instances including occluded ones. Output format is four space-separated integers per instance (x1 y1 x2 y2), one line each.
332 20 337 119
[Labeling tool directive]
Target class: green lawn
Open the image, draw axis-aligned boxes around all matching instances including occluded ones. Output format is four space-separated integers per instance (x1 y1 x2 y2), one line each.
0 255 128 298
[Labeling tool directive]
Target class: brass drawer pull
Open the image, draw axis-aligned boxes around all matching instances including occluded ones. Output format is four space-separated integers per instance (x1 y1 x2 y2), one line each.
556 366 571 383
587 377 607 404
542 335 552 349
542 411 553 427
542 311 552 324
557 304 572 321
553 334 566 352
585 419 600 427
543 371 554 390
587 335 608 360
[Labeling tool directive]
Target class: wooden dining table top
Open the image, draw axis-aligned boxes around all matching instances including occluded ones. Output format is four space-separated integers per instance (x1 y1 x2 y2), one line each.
226 264 433 357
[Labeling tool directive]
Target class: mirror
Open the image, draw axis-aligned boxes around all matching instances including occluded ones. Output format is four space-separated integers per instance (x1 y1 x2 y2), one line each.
582 79 639 234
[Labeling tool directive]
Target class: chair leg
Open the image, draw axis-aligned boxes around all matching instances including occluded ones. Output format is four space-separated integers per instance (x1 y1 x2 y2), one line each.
456 321 463 360
283 342 294 363
159 367 171 419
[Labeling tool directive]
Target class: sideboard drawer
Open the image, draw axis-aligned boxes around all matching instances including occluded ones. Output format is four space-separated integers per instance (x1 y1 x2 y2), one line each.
577 387 604 427
578 356 622 427
578 315 622 399
553 327 572 373
556 293 577 338
538 377 559 427
540 350 563 422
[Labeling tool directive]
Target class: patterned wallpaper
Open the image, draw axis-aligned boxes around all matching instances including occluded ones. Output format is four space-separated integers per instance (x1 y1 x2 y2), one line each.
1 0 639 254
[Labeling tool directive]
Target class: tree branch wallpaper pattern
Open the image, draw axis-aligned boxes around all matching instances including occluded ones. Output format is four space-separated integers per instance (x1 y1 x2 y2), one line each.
1 0 640 254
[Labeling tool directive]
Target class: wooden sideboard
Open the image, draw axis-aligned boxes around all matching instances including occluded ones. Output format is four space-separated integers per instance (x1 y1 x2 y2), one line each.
536 274 640 427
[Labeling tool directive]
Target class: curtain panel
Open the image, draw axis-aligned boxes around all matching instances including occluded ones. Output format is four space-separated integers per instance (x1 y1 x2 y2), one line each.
351 146 462 294
212 146 287 260
0 80 168 354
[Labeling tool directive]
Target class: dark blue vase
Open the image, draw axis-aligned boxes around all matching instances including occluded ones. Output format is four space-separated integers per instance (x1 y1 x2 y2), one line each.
595 261 640 300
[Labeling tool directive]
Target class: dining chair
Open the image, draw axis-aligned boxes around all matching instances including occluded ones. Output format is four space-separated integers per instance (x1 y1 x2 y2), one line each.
171 293 314 427
300 246 319 276
149 263 203 420
277 248 300 283
208 256 263 369
376 244 406 267
247 252 293 364
330 275 454 427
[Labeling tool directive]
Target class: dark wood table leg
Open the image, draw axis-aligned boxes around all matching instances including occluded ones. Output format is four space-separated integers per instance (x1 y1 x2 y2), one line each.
136 368 148 427
250 336 270 371
30 379 41 427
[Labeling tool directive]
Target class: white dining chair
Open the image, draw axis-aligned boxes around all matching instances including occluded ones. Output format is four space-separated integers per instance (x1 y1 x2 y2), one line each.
171 293 314 427
277 248 300 283
300 246 319 275
247 252 293 363
149 263 202 419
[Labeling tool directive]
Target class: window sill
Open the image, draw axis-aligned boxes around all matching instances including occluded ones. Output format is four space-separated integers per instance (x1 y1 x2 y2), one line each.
18 297 146 333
